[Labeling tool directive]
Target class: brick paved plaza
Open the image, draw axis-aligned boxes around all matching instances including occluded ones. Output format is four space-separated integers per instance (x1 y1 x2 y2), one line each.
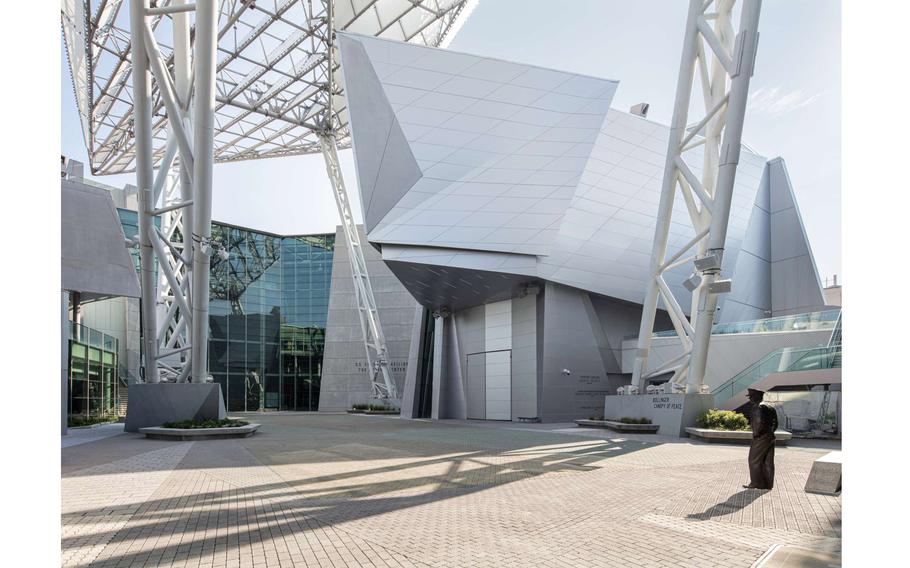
62 414 841 567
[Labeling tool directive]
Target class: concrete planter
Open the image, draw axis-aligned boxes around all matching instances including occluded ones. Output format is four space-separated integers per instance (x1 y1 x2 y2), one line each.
685 427 792 445
574 419 660 433
346 409 365 414
364 410 400 415
140 423 260 441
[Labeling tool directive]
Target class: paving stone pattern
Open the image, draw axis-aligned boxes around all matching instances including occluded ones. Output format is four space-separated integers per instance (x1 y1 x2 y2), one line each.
62 414 841 567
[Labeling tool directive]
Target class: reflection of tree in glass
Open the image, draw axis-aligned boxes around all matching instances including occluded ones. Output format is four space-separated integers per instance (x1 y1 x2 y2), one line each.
209 228 280 314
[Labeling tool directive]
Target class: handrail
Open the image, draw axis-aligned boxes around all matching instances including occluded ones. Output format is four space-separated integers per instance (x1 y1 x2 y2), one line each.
827 310 843 349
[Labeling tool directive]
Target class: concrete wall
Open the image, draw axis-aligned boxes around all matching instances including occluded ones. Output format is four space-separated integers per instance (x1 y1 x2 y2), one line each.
319 225 421 410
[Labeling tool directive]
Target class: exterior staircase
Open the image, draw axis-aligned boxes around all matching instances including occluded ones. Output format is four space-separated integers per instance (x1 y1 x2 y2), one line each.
712 310 844 411
117 381 129 417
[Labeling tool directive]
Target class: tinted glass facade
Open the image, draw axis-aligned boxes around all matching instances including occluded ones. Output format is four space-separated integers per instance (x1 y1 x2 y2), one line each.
207 226 334 412
116 210 335 411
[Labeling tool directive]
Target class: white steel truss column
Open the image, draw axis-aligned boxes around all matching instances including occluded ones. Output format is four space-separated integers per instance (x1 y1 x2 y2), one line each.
632 0 762 393
129 0 160 383
316 0 398 400
190 0 218 382
126 0 217 383
318 134 398 400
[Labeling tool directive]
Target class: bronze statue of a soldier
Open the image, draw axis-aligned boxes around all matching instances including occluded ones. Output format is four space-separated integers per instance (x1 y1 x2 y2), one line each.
743 388 778 490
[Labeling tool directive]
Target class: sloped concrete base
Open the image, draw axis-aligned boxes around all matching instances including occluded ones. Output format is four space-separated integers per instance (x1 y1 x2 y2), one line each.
804 451 841 495
125 383 226 432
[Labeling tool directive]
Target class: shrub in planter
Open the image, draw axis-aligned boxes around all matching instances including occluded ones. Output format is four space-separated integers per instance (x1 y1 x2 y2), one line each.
68 415 119 427
619 417 652 425
696 409 749 431
162 418 249 429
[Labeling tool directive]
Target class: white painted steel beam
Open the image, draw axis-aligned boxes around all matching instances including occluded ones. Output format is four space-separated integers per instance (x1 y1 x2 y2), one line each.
129 0 160 383
632 0 763 392
319 133 398 400
190 0 218 382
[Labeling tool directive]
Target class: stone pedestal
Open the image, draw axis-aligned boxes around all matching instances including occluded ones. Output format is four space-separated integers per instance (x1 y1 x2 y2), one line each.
125 383 226 432
804 450 842 495
603 393 715 437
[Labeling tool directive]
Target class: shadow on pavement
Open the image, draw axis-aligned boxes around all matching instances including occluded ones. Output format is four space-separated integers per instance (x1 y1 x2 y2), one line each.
686 489 765 520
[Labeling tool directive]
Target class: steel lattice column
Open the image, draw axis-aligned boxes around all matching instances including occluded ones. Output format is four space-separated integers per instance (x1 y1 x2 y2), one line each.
190 0 218 382
632 0 763 392
129 0 160 383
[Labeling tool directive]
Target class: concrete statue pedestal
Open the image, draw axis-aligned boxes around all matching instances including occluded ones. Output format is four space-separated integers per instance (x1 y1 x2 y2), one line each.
603 393 715 437
804 450 842 495
125 383 226 433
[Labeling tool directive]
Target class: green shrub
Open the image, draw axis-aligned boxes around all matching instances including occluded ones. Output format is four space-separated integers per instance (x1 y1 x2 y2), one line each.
162 418 248 429
587 415 605 421
619 417 652 425
351 404 370 411
67 415 119 427
696 409 750 431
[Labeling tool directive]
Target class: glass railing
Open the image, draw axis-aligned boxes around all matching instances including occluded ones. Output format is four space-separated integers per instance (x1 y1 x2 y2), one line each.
712 344 842 407
649 309 841 339
70 321 119 354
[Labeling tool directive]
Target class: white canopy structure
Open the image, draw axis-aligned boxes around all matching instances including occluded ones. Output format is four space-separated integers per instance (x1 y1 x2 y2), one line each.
62 0 477 397
63 0 476 175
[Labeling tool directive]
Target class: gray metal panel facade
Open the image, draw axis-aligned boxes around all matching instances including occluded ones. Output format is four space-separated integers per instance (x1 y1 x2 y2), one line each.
61 179 141 299
337 35 829 422
722 158 826 322
339 35 772 312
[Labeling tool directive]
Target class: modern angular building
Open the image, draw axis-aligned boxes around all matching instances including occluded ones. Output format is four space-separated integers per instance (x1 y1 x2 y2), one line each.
63 35 839 426
337 34 837 422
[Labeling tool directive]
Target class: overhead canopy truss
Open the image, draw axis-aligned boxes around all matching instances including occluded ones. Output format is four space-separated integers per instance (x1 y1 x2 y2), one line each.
64 0 475 176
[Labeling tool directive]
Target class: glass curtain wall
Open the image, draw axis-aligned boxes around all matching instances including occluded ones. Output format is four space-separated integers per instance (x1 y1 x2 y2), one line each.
207 225 334 411
116 210 335 412
69 323 119 418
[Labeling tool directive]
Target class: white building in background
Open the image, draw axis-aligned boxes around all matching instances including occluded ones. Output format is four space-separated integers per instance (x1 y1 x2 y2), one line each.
332 33 839 422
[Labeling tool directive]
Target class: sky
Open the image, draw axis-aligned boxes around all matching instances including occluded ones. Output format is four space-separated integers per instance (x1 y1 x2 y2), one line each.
60 0 841 281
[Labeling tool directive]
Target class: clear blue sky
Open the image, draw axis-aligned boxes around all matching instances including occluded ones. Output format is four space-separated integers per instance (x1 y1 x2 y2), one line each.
61 0 841 281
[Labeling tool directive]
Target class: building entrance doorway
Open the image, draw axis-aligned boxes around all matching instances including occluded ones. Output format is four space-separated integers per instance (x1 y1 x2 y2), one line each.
466 350 511 420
